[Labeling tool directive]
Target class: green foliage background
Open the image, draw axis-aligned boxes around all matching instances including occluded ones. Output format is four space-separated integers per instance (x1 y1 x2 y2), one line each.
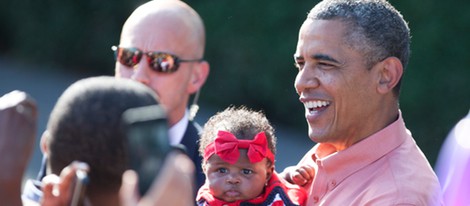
1 0 469 166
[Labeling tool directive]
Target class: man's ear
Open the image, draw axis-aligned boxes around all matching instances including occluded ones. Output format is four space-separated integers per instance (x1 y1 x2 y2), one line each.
187 61 210 94
40 130 50 155
376 57 403 94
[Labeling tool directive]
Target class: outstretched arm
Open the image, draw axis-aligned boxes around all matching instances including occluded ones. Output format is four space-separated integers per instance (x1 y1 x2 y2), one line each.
0 91 37 206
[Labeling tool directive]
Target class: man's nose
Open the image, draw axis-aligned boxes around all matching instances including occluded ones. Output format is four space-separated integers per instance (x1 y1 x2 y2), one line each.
131 57 151 85
294 67 320 95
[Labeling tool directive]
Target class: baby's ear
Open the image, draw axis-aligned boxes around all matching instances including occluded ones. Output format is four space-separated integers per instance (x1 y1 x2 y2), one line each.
266 163 274 180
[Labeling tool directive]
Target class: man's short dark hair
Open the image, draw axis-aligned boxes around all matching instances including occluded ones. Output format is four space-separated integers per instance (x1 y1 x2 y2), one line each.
308 0 410 95
46 76 159 195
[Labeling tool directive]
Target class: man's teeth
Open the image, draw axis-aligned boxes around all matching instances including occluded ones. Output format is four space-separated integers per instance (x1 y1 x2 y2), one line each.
305 101 330 109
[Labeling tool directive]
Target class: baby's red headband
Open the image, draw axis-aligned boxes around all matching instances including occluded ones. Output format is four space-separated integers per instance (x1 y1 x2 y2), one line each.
203 130 275 164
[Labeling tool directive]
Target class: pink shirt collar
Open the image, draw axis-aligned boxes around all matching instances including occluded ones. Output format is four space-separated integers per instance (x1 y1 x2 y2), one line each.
312 111 408 185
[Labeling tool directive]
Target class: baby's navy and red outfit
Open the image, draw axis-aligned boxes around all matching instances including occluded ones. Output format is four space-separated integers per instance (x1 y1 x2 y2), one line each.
196 172 306 206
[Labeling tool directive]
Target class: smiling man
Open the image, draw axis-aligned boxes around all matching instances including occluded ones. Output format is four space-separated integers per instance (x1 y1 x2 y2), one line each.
281 0 443 205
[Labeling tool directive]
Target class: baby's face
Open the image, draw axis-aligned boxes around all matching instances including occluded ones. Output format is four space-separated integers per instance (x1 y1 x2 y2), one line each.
204 149 273 202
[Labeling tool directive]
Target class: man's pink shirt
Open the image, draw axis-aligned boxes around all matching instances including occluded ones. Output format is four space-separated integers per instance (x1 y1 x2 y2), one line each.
298 112 444 205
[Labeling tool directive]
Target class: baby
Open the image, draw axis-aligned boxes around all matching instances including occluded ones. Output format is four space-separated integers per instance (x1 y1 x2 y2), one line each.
196 106 306 205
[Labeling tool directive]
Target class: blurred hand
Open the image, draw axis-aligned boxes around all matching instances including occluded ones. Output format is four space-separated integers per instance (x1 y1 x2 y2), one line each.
120 150 195 206
41 161 90 206
0 90 38 178
0 90 37 206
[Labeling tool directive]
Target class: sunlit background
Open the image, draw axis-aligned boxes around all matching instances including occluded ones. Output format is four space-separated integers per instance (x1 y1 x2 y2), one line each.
1 0 469 183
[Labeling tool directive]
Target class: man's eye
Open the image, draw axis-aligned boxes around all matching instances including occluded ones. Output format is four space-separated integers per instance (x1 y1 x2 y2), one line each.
318 62 335 70
242 169 253 175
294 61 304 70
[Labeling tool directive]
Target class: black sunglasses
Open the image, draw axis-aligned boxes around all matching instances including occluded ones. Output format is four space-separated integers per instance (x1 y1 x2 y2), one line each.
112 46 203 73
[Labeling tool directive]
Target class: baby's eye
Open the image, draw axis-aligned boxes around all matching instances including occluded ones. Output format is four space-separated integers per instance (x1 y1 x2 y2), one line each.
217 168 228 173
242 169 253 175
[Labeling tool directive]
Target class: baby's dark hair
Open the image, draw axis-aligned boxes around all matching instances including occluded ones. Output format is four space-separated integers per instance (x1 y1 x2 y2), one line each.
199 106 277 162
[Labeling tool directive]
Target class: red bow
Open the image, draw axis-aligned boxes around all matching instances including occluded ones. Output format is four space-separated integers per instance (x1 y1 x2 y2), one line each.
204 130 275 164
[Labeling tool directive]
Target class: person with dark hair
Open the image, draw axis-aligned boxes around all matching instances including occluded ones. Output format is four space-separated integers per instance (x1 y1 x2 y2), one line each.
280 0 443 205
25 76 160 205
113 0 210 192
196 106 306 205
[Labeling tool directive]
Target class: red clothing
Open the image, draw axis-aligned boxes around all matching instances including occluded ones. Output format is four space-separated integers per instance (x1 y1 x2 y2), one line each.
197 172 306 206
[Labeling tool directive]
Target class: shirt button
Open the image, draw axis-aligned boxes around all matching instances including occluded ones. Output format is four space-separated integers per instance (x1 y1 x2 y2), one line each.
313 196 319 203
330 180 336 187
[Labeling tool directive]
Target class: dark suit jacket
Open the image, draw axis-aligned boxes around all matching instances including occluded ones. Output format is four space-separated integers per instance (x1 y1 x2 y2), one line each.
179 121 205 194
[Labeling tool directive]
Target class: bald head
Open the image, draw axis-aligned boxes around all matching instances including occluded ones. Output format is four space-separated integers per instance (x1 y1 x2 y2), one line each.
120 0 205 58
116 0 210 127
